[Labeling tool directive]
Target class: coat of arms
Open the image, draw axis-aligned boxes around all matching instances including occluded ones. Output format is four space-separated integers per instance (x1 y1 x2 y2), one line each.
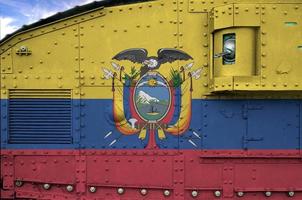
102 48 202 149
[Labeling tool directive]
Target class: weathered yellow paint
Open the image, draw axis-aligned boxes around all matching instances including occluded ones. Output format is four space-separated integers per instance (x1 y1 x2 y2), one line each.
259 4 302 90
234 4 261 26
0 0 302 100
210 3 302 93
0 49 13 74
212 4 234 30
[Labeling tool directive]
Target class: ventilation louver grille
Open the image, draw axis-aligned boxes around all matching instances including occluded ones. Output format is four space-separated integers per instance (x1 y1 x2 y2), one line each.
8 89 72 144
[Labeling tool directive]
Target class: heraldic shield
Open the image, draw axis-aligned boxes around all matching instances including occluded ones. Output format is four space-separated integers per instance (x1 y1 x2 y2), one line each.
101 48 202 149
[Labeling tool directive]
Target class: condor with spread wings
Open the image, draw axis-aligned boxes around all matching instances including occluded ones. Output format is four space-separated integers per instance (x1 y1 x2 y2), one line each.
112 48 193 76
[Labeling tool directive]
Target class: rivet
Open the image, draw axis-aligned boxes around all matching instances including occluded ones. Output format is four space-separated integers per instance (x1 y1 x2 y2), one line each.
265 191 272 197
140 189 147 196
43 183 51 190
89 186 97 193
163 190 170 196
191 190 198 197
237 191 244 197
288 191 295 197
66 185 74 192
117 188 124 195
15 180 23 187
214 190 221 197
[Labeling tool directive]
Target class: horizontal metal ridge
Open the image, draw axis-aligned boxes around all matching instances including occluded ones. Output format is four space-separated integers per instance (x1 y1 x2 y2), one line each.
9 89 71 99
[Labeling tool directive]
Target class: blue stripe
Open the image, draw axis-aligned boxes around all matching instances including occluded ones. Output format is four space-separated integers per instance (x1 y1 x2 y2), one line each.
1 99 301 150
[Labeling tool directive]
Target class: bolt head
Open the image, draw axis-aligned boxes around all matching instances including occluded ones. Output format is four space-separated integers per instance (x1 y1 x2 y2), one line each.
43 183 51 190
66 185 74 192
265 191 272 197
214 190 221 197
237 191 244 197
191 190 198 197
89 186 97 193
140 189 147 196
15 180 23 187
117 188 124 195
163 190 170 196
288 191 295 197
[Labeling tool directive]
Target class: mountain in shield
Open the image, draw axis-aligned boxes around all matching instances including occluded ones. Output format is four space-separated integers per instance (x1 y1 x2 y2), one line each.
136 91 159 104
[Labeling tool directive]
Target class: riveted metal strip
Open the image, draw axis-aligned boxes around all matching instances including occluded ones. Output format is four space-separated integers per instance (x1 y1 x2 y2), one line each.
173 153 185 200
2 155 14 193
0 49 13 74
1 99 8 148
75 154 87 195
222 164 234 198
299 101 302 158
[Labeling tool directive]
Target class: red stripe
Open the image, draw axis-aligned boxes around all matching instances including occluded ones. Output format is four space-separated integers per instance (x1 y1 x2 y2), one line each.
1 149 301 199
